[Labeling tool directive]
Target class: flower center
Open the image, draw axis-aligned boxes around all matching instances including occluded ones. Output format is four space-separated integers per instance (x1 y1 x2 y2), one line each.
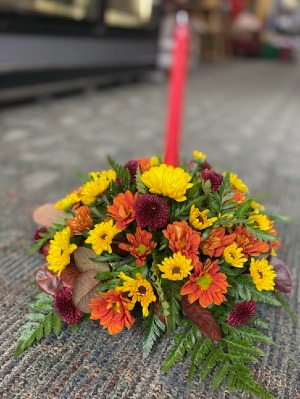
137 244 147 254
257 270 263 279
196 273 212 290
100 233 107 240
138 286 147 295
172 266 181 275
196 214 204 223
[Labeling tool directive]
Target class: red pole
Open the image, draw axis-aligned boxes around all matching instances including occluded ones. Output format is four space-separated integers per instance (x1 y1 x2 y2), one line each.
164 11 189 167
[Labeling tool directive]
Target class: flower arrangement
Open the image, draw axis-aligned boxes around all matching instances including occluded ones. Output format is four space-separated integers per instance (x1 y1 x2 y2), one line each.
16 151 294 399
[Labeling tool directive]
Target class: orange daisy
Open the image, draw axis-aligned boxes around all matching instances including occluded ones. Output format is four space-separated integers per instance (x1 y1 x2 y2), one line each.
118 228 156 266
233 225 270 258
181 259 229 308
107 190 138 230
163 221 201 264
89 290 135 335
200 227 236 258
67 205 93 236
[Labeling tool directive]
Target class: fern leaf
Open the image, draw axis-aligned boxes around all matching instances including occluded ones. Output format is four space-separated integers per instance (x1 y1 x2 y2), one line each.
143 312 166 358
107 156 131 187
191 336 213 365
224 338 266 357
14 292 63 358
212 363 230 389
199 349 223 380
239 376 276 399
251 317 269 330
135 167 147 194
162 334 186 372
52 312 62 335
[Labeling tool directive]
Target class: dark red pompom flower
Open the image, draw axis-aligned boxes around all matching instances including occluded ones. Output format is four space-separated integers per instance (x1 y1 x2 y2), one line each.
124 160 139 182
201 169 223 192
53 287 82 324
134 194 169 230
227 300 256 327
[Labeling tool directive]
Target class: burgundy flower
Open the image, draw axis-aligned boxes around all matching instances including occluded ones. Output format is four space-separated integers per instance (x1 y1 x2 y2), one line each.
33 227 50 256
53 287 82 324
227 300 256 327
134 194 169 230
201 161 212 170
124 160 138 182
201 169 223 192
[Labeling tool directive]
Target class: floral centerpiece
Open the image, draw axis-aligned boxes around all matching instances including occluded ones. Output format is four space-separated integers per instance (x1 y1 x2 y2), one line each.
16 151 294 399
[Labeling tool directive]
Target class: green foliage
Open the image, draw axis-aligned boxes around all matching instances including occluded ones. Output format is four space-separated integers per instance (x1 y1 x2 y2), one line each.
143 311 166 358
227 274 281 305
245 223 277 242
14 292 62 358
162 320 276 399
162 281 182 332
264 212 291 223
107 156 131 188
95 263 134 291
135 167 147 194
93 253 124 263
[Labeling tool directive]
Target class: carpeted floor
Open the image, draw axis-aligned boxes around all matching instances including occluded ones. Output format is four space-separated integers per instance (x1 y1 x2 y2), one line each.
0 60 299 399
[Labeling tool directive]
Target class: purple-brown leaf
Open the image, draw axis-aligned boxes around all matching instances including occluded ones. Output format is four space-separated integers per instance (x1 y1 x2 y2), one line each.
181 295 222 341
36 262 61 296
73 246 110 273
72 269 100 313
269 256 293 294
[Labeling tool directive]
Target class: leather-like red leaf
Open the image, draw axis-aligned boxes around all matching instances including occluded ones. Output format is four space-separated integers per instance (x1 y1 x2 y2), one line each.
269 256 293 294
60 264 81 289
33 203 64 226
72 269 100 313
181 295 222 341
36 262 61 296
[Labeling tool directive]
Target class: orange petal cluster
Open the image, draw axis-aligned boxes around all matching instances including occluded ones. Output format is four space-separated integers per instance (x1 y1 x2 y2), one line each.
89 290 135 334
67 206 93 236
163 221 201 264
181 259 229 308
107 190 138 230
200 227 236 257
233 225 270 257
118 228 156 266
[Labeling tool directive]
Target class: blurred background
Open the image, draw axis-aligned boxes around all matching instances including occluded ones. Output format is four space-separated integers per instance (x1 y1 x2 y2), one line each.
0 0 300 102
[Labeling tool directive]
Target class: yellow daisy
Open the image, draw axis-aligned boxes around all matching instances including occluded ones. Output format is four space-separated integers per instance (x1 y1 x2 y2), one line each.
85 219 120 255
250 200 265 212
193 151 206 161
46 227 77 276
55 191 80 211
89 169 116 182
116 272 156 317
140 164 193 202
158 252 194 281
249 258 276 291
223 243 247 268
189 205 218 230
249 214 271 231
229 173 249 193
149 156 159 168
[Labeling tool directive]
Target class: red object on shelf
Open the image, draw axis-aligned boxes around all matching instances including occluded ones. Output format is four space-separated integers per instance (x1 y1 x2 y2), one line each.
164 11 189 167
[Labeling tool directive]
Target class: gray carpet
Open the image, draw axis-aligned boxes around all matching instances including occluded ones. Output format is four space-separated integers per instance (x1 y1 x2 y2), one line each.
0 60 299 399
